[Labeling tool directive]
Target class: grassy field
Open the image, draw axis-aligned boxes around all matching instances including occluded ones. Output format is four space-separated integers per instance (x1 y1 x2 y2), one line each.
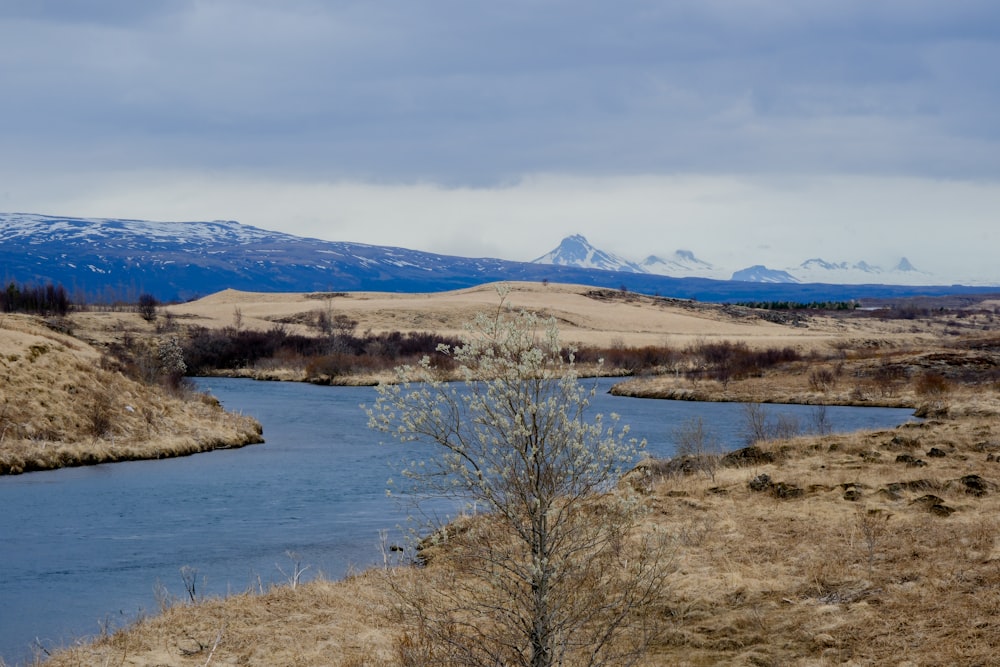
14 282 1000 665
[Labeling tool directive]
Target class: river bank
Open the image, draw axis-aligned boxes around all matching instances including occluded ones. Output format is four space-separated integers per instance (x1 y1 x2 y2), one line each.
0 315 262 476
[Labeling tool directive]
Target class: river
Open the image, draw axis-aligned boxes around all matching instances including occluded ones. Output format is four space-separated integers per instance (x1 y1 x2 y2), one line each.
0 377 916 664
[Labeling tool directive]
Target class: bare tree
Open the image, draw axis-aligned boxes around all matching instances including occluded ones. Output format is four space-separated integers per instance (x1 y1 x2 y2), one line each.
137 293 158 322
741 401 770 445
741 401 800 445
368 285 670 667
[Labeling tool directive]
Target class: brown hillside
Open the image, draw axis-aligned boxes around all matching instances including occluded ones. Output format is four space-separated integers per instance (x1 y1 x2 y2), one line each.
0 314 262 474
161 281 931 351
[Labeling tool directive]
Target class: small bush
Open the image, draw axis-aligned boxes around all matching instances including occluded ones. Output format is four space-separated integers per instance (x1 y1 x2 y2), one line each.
88 391 114 438
137 293 158 322
742 402 801 445
870 360 906 398
672 416 721 480
915 372 951 397
809 368 837 392
305 353 356 379
687 341 800 384
574 344 676 371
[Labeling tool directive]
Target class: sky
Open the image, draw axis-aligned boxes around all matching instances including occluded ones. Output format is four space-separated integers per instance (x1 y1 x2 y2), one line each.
1 1 999 282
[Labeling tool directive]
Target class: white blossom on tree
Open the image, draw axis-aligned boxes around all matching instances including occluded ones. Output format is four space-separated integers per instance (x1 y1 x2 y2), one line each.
157 337 187 377
368 285 670 667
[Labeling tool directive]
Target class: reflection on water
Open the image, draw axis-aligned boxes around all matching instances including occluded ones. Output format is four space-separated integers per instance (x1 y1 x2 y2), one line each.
0 377 915 663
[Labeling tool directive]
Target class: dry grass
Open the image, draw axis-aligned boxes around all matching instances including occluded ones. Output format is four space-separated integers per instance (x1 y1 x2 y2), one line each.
27 283 1000 665
40 569 405 667
158 282 888 351
0 315 262 474
630 410 1000 665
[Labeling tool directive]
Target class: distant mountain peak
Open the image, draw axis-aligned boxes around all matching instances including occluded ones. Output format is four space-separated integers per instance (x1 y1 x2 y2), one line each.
800 258 848 271
731 265 800 284
787 255 930 284
532 235 645 273
640 249 721 278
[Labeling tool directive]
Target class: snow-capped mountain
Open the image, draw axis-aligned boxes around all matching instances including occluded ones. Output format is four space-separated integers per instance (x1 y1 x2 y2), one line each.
0 213 280 245
534 236 725 278
731 265 800 283
532 234 645 273
783 257 930 285
729 257 933 284
640 250 724 279
531 235 958 286
2 213 995 303
0 213 540 300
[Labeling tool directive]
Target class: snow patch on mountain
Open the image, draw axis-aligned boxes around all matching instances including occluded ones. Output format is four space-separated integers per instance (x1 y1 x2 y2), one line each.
532 234 645 273
640 250 725 279
786 256 932 285
0 212 288 246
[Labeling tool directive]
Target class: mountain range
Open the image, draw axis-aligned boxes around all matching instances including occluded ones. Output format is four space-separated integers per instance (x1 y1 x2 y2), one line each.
533 234 934 285
1 213 996 304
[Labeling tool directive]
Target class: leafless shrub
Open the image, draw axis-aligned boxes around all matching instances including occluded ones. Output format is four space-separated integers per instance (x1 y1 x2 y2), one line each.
742 402 770 445
850 381 872 402
137 293 158 322
275 551 311 590
808 368 836 393
179 566 200 603
87 391 114 439
394 631 440 667
772 414 800 440
0 399 13 444
155 311 177 333
315 303 357 339
742 402 800 445
153 580 174 613
810 405 832 435
673 416 721 481
915 372 952 397
871 360 905 397
855 507 891 579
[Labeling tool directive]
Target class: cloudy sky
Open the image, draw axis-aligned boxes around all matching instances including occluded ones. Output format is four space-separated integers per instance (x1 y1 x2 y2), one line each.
2 1 999 282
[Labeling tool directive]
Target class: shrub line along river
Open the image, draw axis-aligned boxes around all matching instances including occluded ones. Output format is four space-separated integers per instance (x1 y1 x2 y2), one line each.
0 377 916 664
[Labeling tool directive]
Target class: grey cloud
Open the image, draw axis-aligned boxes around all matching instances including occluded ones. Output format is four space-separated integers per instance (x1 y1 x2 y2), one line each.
2 1 999 183
0 0 186 26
